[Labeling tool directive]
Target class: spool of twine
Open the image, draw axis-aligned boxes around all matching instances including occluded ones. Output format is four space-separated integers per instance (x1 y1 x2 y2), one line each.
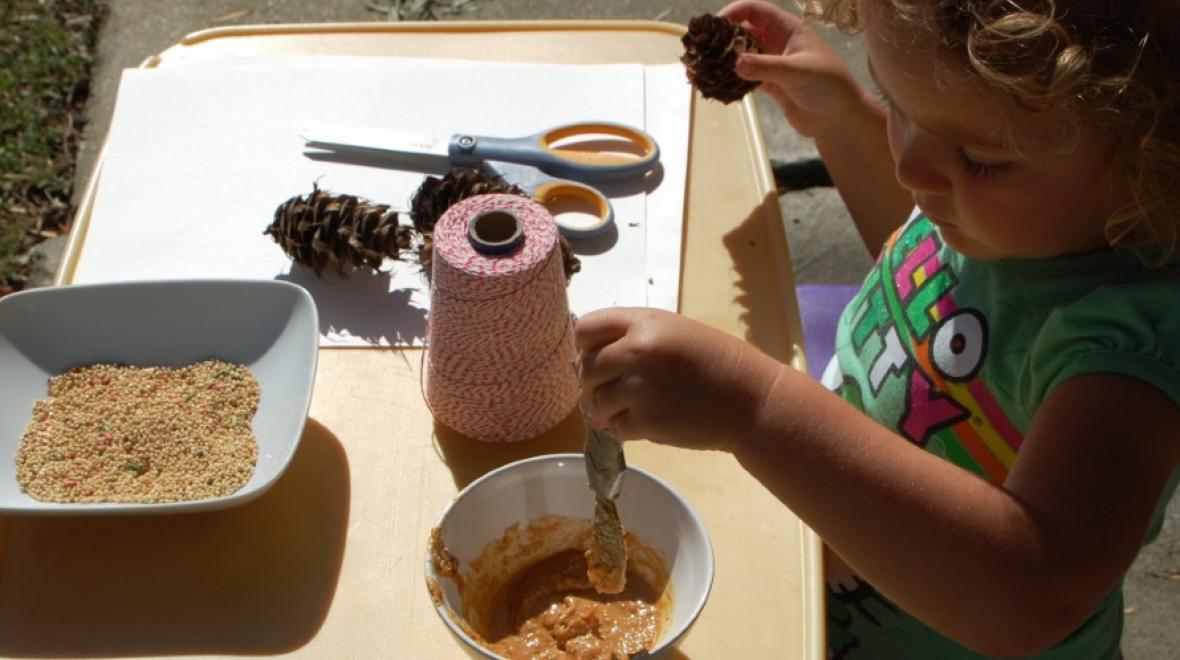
424 193 580 442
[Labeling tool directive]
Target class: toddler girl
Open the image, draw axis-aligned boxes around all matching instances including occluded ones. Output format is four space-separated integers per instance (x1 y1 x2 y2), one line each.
577 1 1180 657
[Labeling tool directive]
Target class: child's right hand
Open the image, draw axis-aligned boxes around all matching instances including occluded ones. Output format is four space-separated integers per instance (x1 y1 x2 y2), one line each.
576 307 782 452
718 0 870 142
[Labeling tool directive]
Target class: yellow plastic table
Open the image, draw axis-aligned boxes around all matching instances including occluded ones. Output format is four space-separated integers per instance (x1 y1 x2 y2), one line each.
1 22 823 659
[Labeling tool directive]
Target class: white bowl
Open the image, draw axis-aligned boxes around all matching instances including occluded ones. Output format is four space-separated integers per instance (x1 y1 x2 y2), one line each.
426 453 714 658
0 279 318 515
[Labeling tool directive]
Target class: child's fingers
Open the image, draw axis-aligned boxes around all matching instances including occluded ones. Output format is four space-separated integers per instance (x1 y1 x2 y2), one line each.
734 51 803 84
606 410 642 441
578 323 626 409
574 307 634 353
578 344 618 393
718 0 800 51
764 86 797 115
718 0 801 31
578 337 632 423
588 378 644 440
587 372 629 420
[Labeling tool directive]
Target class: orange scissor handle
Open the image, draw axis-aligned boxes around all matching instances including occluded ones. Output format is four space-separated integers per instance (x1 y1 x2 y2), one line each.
532 180 614 239
538 122 660 170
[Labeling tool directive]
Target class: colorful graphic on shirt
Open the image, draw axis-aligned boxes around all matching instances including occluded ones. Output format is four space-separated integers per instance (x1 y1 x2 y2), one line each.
827 216 1030 658
838 217 1023 483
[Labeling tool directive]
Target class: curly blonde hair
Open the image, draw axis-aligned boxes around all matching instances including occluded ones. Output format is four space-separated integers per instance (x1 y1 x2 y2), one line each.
803 0 1180 264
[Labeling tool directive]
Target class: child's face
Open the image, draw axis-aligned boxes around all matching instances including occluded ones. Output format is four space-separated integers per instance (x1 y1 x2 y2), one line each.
865 17 1115 260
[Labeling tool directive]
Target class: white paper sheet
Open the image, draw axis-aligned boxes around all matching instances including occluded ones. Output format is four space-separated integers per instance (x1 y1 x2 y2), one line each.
73 57 690 346
642 64 691 313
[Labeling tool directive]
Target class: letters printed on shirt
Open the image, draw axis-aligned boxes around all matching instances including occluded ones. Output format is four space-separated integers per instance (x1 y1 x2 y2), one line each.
829 217 1023 483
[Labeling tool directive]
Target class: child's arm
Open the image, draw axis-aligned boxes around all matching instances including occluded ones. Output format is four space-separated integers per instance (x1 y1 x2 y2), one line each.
577 307 1180 655
719 0 913 256
745 356 1179 655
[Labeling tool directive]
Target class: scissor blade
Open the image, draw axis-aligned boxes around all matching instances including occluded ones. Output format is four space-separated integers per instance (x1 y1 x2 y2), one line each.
300 124 452 165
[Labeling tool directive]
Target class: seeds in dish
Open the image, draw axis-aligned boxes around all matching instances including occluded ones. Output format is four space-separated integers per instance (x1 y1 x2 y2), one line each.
15 360 259 504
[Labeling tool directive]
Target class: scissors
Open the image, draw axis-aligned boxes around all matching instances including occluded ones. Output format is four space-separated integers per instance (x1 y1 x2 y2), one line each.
301 121 660 239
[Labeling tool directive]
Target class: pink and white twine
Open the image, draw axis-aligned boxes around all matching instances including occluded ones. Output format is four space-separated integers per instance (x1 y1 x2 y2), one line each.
424 194 580 442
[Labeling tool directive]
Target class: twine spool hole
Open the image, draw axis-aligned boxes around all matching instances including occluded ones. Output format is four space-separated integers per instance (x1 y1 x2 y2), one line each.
468 209 524 255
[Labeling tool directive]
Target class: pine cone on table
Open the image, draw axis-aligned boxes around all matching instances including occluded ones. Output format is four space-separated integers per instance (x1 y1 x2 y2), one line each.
681 13 762 104
410 167 581 283
409 167 524 235
265 185 413 277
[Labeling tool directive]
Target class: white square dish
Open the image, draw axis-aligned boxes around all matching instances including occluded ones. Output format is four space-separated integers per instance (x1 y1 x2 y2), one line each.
0 279 318 515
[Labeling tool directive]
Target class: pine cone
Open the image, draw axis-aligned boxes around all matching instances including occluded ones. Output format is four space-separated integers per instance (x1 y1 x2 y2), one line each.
410 167 581 283
265 185 413 278
409 167 524 235
558 234 581 282
681 14 761 104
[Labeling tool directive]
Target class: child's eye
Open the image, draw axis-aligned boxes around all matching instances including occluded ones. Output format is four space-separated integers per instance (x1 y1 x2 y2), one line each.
872 87 892 109
956 149 1012 178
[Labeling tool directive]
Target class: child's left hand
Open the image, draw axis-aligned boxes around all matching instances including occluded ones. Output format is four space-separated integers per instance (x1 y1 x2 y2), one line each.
576 307 782 451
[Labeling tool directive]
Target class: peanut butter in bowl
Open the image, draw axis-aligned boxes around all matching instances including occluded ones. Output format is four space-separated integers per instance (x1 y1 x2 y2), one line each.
425 454 714 660
430 516 672 659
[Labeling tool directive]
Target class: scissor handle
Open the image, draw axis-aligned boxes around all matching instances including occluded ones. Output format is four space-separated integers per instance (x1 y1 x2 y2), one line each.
532 180 615 240
449 122 659 182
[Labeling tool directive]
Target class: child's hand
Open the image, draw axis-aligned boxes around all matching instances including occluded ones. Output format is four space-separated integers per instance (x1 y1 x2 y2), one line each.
576 307 781 452
718 0 870 141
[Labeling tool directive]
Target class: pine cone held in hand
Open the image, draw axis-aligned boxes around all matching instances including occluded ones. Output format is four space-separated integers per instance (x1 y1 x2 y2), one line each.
265 185 413 278
681 14 762 104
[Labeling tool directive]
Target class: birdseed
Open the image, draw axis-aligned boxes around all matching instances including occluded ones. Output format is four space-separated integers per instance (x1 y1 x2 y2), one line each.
15 360 260 504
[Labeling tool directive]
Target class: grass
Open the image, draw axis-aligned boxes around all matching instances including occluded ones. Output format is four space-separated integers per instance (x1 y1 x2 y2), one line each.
0 0 477 295
0 0 105 294
365 0 479 21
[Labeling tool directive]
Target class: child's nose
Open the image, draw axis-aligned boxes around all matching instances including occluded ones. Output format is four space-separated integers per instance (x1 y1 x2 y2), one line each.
893 132 953 196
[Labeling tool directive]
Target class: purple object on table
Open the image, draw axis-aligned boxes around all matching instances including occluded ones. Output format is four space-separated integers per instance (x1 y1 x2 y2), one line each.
795 284 860 380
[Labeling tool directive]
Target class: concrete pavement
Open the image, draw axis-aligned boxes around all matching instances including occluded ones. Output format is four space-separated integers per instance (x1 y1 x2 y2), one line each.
69 1 1178 657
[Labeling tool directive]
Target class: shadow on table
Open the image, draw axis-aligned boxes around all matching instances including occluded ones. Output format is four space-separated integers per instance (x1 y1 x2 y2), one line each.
432 406 586 490
0 417 350 657
722 190 804 365
278 266 427 346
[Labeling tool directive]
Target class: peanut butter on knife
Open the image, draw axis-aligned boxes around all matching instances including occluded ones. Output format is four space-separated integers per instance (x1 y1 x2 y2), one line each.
584 425 628 593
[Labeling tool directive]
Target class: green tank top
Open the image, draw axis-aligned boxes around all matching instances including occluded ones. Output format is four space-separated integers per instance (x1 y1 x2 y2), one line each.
826 213 1180 659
